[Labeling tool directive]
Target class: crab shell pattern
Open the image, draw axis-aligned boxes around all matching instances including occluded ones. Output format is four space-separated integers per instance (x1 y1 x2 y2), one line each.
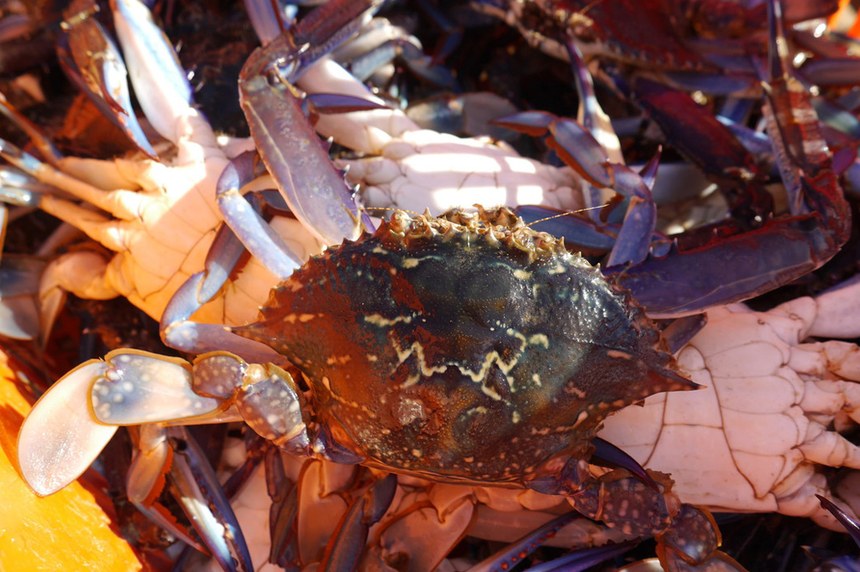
235 208 695 485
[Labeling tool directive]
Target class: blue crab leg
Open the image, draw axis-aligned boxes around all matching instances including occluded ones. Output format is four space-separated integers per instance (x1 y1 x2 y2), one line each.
57 0 157 158
162 426 254 571
319 474 397 570
264 444 303 567
565 37 622 221
160 154 295 361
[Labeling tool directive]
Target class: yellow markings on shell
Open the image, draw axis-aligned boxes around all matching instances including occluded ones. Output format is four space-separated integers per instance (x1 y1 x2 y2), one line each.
392 340 449 388
326 355 352 366
512 410 521 424
365 313 415 327
366 354 378 362
281 313 320 324
401 258 420 268
528 411 589 436
528 333 549 348
319 374 379 419
532 373 542 386
513 269 532 280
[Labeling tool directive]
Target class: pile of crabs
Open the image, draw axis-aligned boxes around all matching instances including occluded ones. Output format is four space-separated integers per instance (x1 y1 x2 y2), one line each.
2 0 860 570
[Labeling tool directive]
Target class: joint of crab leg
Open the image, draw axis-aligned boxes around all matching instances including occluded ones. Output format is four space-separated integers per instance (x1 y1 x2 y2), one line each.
215 155 304 281
161 272 285 362
605 163 658 268
235 363 311 454
494 111 613 189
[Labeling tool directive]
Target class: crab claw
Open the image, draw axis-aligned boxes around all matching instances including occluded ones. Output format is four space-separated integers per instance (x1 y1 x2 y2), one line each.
58 0 157 158
17 360 118 495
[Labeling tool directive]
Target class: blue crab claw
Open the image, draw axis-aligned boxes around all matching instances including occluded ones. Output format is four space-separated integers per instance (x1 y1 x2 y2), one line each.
237 1 381 247
57 0 157 158
17 360 119 496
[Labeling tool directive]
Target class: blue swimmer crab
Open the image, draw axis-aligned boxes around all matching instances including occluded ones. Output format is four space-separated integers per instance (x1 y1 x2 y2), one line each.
19 207 743 571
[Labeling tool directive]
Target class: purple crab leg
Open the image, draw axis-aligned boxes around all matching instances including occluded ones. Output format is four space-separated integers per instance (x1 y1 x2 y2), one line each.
565 38 619 221
164 426 254 572
519 539 639 572
513 204 672 257
264 445 302 568
319 474 397 571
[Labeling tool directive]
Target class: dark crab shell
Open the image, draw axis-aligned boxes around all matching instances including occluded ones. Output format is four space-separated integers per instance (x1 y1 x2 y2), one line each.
236 208 694 484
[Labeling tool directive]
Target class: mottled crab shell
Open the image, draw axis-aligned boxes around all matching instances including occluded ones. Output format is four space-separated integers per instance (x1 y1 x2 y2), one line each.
236 208 694 484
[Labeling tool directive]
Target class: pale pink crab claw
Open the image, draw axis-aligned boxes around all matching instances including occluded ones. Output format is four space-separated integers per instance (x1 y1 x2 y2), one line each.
17 360 118 496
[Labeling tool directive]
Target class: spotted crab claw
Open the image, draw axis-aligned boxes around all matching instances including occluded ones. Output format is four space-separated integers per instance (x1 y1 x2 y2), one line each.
17 349 314 569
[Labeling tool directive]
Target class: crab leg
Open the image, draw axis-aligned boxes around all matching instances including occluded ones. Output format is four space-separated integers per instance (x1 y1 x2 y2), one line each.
319 474 397 569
